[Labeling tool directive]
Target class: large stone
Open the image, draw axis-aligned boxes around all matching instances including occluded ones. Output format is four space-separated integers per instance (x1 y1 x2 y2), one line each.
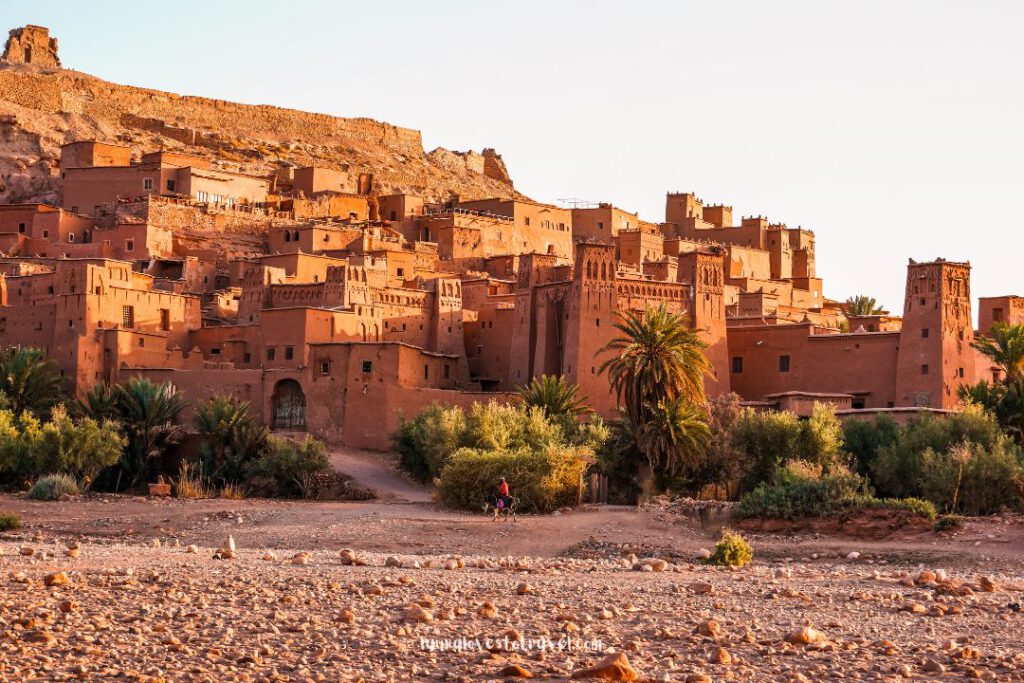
571 652 639 681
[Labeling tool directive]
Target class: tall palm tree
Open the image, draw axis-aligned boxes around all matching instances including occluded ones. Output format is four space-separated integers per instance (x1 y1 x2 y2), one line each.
971 322 1024 383
517 375 589 419
0 346 64 416
636 397 711 475
194 395 267 483
113 378 186 487
844 295 885 316
598 304 712 425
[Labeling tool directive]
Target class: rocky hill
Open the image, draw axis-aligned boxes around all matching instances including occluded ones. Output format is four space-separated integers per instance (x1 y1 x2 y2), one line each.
0 29 516 206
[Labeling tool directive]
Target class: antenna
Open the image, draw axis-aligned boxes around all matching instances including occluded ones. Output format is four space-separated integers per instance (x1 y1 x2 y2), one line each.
557 198 598 209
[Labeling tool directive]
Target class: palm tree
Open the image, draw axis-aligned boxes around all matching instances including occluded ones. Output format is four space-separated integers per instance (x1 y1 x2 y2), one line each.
194 395 267 483
112 378 186 488
844 295 885 316
0 346 64 416
971 322 1024 383
635 397 711 475
73 382 119 422
598 304 712 425
517 375 589 419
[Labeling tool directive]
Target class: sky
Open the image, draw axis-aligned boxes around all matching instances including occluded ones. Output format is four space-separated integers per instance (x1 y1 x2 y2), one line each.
2 1 1022 314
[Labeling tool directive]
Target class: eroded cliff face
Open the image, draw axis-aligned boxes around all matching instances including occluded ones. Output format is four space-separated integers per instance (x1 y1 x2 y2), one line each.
0 62 516 205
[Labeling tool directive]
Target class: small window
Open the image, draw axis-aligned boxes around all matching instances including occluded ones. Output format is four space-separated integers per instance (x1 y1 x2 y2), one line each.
992 308 1004 322
267 347 276 361
284 346 294 360
595 319 600 327
126 240 134 252
443 364 450 379
958 367 964 378
424 364 430 380
732 356 743 373
42 230 49 238
68 233 75 243
361 360 373 373
17 222 26 234
122 305 135 328
166 179 176 192
597 221 604 230
921 328 930 338
779 355 790 372
70 206 78 213
919 298 925 306
851 398 865 410
210 347 220 355
320 361 331 375
138 337 145 348
524 217 530 226
143 178 153 191
396 268 405 278
921 364 929 375
243 352 251 364
159 309 170 331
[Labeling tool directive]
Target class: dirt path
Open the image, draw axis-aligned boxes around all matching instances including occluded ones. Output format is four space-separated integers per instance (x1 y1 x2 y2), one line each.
328 446 432 502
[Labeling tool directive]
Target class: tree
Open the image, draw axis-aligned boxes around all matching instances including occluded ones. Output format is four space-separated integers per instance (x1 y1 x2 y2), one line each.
517 375 589 421
194 395 267 484
73 383 119 422
844 295 885 316
598 305 712 426
111 379 186 488
36 406 125 486
0 346 64 417
635 397 711 476
971 322 1024 383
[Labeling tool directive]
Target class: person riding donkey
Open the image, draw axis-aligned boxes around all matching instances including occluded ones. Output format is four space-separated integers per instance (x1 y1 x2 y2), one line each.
496 476 511 510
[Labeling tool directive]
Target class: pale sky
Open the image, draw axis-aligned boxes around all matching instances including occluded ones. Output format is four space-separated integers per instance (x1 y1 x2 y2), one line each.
2 1 1021 315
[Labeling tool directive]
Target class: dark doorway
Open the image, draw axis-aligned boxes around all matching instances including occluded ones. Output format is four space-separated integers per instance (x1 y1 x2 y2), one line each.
272 379 307 430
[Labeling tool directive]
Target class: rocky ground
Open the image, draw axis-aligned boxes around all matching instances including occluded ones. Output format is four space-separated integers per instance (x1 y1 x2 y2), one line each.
2 489 1023 682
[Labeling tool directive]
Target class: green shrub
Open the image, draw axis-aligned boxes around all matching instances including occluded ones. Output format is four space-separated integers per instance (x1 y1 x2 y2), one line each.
0 512 20 531
242 435 329 498
735 467 936 520
842 415 898 476
27 473 80 500
438 444 591 513
707 530 753 567
393 403 465 481
934 514 963 532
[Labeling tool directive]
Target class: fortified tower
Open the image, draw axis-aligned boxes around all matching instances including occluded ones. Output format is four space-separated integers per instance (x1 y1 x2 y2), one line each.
2 26 60 68
894 259 975 409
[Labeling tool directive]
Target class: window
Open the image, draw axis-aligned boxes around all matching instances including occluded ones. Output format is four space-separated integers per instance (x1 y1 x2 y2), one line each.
143 178 153 191
993 308 1004 322
424 364 429 380
919 298 925 306
166 179 176 192
122 305 135 328
126 240 134 252
68 233 75 243
159 309 170 331
361 360 373 373
17 222 25 234
921 364 929 375
70 206 78 214
778 355 790 372
42 230 48 238
284 346 294 360
597 221 604 230
921 328 930 338
524 217 530 226
851 398 865 410
267 347 276 361
243 353 251 364
958 367 964 378
396 268 405 278
320 361 331 375
443 364 450 380
595 318 600 327
732 356 743 373
210 347 220 355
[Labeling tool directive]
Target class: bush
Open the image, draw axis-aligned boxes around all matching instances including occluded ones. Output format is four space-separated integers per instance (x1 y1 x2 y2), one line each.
243 435 329 498
934 514 963 532
842 415 898 477
438 444 591 513
27 473 80 500
393 403 466 482
735 466 937 520
707 530 753 567
0 512 20 531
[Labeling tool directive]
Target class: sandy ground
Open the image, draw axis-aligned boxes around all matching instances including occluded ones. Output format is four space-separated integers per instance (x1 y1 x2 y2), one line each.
1 450 1024 682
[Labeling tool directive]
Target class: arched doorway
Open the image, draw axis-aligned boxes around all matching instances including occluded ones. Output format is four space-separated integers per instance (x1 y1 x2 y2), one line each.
272 379 306 430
